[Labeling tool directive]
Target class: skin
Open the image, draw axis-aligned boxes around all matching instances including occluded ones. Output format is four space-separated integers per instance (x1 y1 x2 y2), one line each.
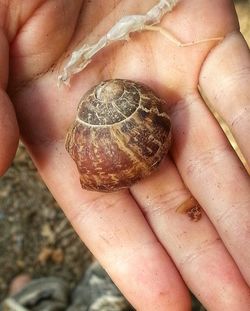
0 0 250 309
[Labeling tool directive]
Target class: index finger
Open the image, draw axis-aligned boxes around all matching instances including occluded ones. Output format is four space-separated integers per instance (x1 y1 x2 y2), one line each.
199 32 250 167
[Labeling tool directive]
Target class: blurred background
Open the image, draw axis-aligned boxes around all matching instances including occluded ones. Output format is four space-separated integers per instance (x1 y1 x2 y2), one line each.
0 1 249 310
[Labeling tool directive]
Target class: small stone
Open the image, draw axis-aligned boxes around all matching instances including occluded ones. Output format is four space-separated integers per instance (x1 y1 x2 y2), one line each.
9 274 31 296
41 224 56 244
2 277 70 311
51 249 64 264
37 247 53 265
67 261 134 311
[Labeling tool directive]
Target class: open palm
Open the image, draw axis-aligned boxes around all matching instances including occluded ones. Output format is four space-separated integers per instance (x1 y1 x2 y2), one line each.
1 0 250 310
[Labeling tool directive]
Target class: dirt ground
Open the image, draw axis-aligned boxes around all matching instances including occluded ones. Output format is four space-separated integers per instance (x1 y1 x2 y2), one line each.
0 0 249 303
0 144 93 300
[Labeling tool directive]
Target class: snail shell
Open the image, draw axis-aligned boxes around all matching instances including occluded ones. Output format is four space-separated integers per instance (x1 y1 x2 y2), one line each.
65 79 171 192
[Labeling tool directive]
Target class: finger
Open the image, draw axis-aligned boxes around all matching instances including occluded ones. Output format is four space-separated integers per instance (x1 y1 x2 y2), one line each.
199 31 250 166
0 89 19 175
0 30 19 175
131 157 250 310
170 91 250 286
27 141 191 311
9 0 83 86
0 29 8 89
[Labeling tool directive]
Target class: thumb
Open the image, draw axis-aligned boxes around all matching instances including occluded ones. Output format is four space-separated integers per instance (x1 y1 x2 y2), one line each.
0 89 19 176
0 29 19 176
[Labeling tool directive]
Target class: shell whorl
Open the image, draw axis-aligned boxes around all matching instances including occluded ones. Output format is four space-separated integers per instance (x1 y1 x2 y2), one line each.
78 80 141 126
66 79 171 192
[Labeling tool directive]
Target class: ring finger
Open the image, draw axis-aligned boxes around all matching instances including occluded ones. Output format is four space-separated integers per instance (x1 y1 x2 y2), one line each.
131 118 250 310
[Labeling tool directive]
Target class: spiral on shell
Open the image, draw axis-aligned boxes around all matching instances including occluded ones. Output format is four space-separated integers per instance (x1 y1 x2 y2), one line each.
65 79 171 192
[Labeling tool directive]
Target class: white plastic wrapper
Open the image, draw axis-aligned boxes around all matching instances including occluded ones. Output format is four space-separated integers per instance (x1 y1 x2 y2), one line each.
58 0 179 86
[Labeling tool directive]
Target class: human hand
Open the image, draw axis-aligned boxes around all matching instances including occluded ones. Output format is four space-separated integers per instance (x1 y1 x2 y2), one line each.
1 0 250 310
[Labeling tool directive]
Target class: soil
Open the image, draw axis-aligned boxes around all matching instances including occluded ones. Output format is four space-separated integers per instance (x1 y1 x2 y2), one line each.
0 0 249 304
0 144 92 300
